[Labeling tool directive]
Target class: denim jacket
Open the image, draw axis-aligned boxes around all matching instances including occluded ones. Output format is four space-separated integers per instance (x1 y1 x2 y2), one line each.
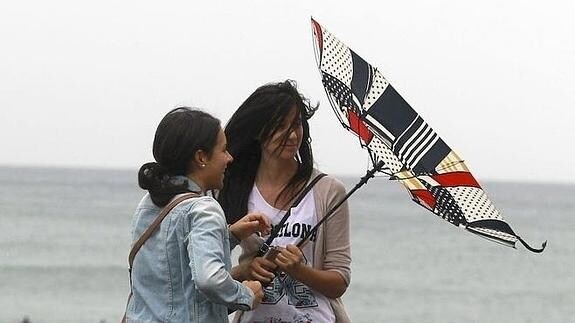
126 179 254 323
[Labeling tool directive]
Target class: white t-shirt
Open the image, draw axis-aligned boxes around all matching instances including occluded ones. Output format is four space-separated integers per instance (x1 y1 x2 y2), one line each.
239 185 335 323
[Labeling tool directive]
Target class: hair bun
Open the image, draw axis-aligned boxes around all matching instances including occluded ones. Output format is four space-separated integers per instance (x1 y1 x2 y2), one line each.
138 162 169 190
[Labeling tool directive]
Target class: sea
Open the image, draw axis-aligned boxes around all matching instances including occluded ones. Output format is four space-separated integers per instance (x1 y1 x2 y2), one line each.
0 166 573 323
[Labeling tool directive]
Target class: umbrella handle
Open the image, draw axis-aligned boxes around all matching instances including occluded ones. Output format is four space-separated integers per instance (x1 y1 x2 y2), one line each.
261 246 282 287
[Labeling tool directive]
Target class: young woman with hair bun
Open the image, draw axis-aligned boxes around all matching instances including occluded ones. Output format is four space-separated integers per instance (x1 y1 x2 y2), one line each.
125 107 270 323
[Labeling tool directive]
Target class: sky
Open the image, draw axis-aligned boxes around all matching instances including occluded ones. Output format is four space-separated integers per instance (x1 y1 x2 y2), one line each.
1 0 574 183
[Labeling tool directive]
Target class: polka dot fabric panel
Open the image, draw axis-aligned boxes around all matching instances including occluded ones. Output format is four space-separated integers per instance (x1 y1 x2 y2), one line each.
446 187 503 222
321 28 353 87
363 69 389 110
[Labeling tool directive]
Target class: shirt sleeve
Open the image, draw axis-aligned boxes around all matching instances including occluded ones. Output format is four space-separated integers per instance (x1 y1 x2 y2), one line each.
186 197 255 311
321 177 352 286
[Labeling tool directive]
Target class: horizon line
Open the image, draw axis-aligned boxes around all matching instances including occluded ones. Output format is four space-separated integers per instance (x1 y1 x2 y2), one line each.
1 163 572 186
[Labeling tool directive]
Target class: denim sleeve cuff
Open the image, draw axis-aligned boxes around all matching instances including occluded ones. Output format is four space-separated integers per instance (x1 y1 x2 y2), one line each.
230 284 254 311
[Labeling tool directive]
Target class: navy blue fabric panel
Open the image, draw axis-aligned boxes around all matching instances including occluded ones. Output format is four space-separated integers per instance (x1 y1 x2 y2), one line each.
367 85 418 137
350 50 370 106
413 138 451 174
393 116 423 155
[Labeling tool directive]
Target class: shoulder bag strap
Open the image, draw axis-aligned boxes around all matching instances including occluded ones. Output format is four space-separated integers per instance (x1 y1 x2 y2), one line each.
128 192 200 270
122 192 199 323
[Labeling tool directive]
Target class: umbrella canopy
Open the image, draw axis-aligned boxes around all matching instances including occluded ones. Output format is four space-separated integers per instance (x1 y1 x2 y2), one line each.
311 18 545 252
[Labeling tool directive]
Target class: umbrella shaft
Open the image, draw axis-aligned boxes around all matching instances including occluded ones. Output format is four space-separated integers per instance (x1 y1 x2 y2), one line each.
297 161 385 248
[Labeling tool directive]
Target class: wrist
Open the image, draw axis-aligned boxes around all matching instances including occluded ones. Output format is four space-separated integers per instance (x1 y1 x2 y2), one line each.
228 224 241 242
286 261 306 280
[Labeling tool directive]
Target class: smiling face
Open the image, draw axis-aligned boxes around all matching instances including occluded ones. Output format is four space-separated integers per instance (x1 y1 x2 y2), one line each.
196 128 233 191
262 106 303 162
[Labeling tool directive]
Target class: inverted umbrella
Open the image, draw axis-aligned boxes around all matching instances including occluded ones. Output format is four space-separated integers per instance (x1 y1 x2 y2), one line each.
310 18 546 252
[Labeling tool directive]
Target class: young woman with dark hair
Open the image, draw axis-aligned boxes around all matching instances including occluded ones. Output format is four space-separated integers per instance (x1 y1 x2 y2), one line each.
125 107 270 323
218 81 352 323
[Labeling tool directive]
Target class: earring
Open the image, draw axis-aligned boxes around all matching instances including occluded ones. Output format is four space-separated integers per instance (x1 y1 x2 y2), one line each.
200 164 206 168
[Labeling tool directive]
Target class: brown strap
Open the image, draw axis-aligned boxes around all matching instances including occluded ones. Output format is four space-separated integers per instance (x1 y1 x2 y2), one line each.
121 293 131 323
128 192 200 270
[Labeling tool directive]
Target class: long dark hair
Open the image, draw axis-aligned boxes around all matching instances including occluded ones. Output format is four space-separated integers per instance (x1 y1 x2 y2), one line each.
138 107 221 206
218 80 317 224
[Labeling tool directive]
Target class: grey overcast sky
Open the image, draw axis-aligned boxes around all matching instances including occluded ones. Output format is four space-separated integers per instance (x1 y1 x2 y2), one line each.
1 0 574 183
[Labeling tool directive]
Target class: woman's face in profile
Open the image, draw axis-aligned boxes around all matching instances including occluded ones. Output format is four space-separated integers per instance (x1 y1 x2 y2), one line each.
262 106 303 161
202 128 233 190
